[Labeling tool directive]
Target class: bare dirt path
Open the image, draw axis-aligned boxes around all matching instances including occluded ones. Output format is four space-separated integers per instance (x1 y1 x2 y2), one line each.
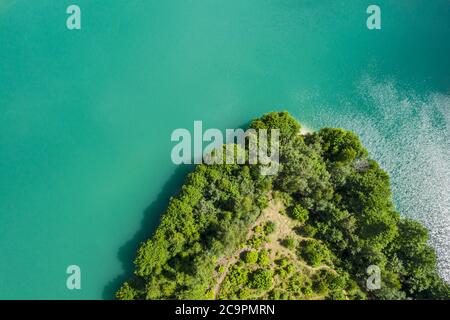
212 193 332 299
212 195 282 298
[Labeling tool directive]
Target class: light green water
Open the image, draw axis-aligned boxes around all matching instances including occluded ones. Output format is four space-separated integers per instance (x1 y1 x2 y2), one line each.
0 0 449 299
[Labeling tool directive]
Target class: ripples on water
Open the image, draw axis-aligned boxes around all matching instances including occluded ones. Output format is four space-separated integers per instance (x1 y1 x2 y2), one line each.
311 77 450 283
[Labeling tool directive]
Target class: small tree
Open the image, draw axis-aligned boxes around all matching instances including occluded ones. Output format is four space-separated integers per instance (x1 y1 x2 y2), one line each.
116 282 137 300
291 205 309 224
258 249 271 266
250 269 273 290
243 250 258 264
300 240 330 267
282 237 296 250
264 221 276 235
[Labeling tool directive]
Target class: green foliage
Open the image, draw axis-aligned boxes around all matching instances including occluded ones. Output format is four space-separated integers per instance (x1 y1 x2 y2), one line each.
316 128 368 163
118 158 268 299
300 240 330 267
228 266 249 287
272 191 293 207
276 136 333 210
243 250 258 264
299 224 317 237
312 269 345 297
254 225 263 234
118 111 449 301
258 249 271 266
277 260 295 280
282 237 296 250
247 235 266 248
290 204 309 223
277 258 289 267
264 221 276 235
250 111 300 143
116 282 137 300
250 269 273 290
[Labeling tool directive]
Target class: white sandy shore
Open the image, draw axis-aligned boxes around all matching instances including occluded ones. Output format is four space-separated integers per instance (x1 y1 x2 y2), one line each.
300 125 314 135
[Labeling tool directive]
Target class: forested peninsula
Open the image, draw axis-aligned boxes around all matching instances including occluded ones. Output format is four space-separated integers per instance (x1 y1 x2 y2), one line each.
117 112 449 300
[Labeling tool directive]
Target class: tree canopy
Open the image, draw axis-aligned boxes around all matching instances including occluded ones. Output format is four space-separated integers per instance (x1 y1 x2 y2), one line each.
117 111 449 300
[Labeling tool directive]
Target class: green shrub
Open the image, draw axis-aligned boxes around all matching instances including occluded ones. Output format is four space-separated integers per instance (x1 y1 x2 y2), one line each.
258 249 271 266
118 111 450 301
273 191 293 207
248 235 265 248
243 250 258 264
250 269 273 290
300 240 330 267
264 221 276 235
276 258 289 267
282 237 296 250
300 224 317 237
291 205 309 224
254 225 263 234
116 282 137 300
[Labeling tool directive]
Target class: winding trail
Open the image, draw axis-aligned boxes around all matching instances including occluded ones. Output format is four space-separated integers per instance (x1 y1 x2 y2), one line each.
212 193 331 299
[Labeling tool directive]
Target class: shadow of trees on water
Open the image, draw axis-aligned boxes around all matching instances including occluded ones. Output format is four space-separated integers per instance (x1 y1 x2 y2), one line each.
103 165 193 299
103 120 253 299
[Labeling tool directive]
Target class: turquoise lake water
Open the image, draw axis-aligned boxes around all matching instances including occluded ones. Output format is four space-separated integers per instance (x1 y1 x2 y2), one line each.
0 0 449 299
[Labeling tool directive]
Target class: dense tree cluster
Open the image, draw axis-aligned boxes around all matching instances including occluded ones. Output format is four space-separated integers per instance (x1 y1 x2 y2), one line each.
117 111 449 300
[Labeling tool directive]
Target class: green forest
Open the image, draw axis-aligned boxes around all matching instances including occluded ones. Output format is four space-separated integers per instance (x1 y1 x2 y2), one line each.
117 112 450 300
